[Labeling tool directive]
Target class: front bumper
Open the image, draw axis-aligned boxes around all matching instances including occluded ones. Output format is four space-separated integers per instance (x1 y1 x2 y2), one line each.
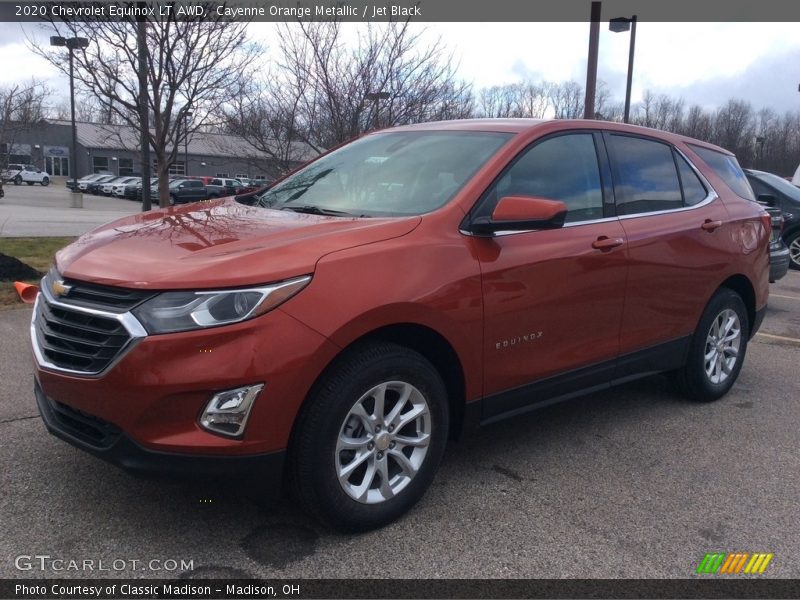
35 379 286 487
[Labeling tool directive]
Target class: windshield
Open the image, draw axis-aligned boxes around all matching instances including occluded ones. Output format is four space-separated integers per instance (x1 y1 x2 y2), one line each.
250 131 512 217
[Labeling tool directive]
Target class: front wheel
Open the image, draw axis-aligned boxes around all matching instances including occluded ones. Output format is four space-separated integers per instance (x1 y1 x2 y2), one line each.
671 288 749 402
288 342 449 532
786 230 800 270
14 175 22 185
41 177 49 186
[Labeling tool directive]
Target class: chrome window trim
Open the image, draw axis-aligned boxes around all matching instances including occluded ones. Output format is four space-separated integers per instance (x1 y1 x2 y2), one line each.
617 190 718 222
31 281 148 379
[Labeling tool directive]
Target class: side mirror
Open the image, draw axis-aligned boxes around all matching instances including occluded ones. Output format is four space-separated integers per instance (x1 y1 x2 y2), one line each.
470 196 568 236
757 193 777 207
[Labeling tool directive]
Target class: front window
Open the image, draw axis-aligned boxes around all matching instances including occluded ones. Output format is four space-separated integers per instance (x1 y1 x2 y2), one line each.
250 131 512 217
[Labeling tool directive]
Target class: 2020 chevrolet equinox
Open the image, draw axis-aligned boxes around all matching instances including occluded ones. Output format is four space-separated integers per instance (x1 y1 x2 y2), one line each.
31 119 769 531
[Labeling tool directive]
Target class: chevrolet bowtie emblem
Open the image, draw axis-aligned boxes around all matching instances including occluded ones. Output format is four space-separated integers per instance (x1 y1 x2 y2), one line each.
51 279 72 298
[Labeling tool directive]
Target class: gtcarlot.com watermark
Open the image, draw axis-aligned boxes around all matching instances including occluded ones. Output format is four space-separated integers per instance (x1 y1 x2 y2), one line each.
15 555 194 573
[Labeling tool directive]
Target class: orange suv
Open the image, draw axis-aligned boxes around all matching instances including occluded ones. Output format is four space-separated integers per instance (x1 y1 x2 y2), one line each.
31 120 769 531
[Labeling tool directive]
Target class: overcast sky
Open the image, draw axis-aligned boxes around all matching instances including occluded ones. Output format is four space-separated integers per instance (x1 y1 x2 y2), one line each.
2 20 799 115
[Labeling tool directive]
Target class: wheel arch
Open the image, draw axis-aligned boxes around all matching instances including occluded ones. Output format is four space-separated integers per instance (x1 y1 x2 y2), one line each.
718 274 756 335
295 322 469 443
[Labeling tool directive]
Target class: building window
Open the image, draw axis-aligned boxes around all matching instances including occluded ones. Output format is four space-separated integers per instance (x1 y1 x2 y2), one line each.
118 158 135 176
215 172 229 178
235 173 248 179
92 157 109 173
254 175 267 180
152 160 186 176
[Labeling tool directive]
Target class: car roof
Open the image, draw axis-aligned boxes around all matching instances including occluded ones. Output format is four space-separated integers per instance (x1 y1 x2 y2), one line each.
385 118 733 156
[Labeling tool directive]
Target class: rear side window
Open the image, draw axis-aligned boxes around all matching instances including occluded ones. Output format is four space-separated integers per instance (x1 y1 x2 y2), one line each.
607 135 682 215
675 154 708 206
689 144 754 201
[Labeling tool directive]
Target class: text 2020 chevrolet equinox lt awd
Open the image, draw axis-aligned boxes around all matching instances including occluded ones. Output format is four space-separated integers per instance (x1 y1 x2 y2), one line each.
31 120 769 531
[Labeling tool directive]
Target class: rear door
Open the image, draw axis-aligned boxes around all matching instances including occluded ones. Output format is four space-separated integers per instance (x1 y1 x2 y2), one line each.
473 131 629 418
604 132 729 367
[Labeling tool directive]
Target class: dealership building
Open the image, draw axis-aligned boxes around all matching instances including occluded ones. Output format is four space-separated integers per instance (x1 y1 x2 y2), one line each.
1 119 316 180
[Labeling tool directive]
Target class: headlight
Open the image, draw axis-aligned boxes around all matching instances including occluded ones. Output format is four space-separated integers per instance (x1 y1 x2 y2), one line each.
132 275 311 334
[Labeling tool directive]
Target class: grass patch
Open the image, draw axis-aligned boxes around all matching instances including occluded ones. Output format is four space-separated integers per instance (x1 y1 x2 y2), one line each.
0 237 76 309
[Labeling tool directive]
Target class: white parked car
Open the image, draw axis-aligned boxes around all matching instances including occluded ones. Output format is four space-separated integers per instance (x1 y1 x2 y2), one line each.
110 177 140 197
1 164 50 186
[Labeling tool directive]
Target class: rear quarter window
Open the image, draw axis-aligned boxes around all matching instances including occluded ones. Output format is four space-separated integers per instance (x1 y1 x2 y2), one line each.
689 144 754 201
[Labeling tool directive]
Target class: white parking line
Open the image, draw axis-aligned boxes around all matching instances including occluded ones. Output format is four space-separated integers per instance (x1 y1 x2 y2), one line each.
770 294 800 301
756 332 800 344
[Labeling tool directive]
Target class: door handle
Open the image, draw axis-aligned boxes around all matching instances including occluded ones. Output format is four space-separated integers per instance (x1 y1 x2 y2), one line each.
701 219 723 232
592 236 624 251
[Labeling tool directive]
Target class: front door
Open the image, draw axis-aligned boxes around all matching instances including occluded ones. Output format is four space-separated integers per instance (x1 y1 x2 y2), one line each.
471 132 628 418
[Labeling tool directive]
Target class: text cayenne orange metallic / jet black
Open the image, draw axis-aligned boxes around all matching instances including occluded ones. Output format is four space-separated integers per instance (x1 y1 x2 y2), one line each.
30 119 769 531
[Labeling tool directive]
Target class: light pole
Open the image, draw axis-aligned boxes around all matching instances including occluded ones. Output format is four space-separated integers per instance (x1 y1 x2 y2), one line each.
609 15 637 124
50 35 89 207
183 109 193 176
583 1 601 120
365 91 390 130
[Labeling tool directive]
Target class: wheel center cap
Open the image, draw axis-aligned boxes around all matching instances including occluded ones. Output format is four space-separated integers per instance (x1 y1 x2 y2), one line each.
375 433 390 451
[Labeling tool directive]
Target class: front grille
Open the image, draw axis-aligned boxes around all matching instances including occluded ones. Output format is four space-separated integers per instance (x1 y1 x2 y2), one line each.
43 271 154 313
34 298 133 374
47 395 121 448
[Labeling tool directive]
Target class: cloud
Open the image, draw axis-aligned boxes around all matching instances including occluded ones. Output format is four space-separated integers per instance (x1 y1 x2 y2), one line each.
0 23 27 47
657 48 800 113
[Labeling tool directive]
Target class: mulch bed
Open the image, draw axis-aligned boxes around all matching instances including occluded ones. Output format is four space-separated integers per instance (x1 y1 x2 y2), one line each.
0 253 43 282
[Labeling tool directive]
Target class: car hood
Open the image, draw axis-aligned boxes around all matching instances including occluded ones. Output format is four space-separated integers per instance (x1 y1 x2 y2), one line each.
56 198 421 289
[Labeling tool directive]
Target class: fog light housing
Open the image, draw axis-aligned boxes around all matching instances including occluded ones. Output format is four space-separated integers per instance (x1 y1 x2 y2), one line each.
200 384 264 438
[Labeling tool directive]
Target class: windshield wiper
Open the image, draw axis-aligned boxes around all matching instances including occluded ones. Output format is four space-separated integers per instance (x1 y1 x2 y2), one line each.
281 205 365 217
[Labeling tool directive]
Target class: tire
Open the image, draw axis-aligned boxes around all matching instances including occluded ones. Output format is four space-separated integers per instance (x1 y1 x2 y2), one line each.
786 230 800 270
288 342 449 532
41 177 49 187
14 175 22 185
671 288 749 402
169 194 177 206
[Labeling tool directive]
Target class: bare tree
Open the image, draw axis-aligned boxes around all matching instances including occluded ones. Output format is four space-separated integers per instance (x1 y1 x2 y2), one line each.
714 99 756 165
31 4 258 207
223 20 473 168
680 105 714 141
477 85 519 118
0 79 51 171
548 81 584 119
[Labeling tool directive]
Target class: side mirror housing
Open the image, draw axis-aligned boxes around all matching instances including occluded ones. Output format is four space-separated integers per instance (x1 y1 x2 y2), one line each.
470 196 568 236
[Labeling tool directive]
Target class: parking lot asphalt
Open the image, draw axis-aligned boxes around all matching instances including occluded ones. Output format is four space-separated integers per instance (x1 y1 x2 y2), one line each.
0 272 798 580
0 178 139 237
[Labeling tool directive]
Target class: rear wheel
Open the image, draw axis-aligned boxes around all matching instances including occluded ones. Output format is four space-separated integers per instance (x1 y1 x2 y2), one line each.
169 194 177 206
671 288 749 402
14 175 22 185
786 230 800 270
288 342 448 532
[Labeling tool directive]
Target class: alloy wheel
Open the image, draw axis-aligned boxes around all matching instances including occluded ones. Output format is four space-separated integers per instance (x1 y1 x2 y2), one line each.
335 381 431 504
704 308 741 385
789 236 800 269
